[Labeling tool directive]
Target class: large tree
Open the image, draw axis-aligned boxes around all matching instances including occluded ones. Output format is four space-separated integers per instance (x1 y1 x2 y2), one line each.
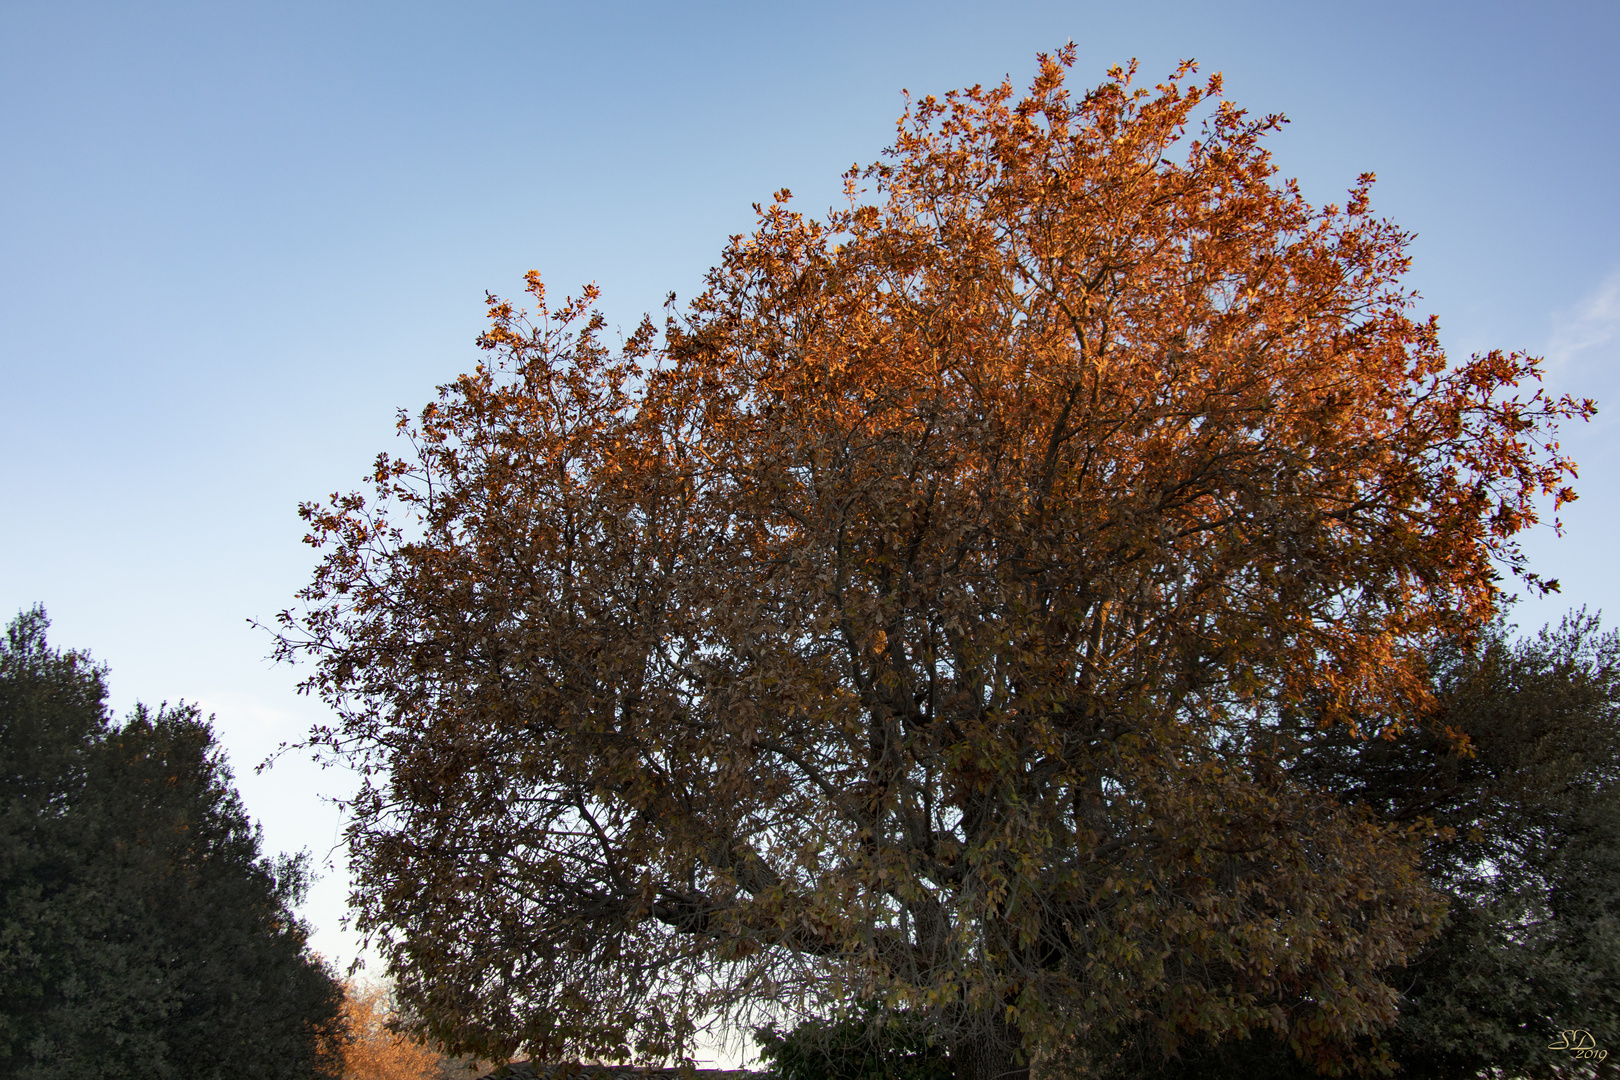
277 51 1592 1080
0 608 347 1080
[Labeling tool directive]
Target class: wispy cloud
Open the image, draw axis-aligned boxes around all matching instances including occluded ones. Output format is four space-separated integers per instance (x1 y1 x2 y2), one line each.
1546 267 1620 370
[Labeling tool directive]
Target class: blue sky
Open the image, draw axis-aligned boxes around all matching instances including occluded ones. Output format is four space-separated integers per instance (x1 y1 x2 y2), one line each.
4 0 1618 1013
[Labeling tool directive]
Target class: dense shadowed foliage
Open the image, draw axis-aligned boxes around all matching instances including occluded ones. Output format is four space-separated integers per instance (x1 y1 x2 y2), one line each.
755 1004 951 1080
0 607 347 1080
1035 616 1620 1079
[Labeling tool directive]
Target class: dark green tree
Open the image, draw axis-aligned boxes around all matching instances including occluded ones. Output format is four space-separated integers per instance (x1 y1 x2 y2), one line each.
0 607 347 1079
755 1003 952 1080
1047 614 1620 1080
1351 614 1620 1079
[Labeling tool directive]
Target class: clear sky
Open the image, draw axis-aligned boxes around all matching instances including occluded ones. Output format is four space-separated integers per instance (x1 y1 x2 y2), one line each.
3 0 1617 1033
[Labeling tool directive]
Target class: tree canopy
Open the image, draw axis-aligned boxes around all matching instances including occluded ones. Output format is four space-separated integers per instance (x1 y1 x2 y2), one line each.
277 50 1593 1080
0 607 346 1080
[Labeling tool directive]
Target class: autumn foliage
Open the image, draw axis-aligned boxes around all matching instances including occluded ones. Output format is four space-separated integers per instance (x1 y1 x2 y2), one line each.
278 49 1592 1080
339 980 477 1080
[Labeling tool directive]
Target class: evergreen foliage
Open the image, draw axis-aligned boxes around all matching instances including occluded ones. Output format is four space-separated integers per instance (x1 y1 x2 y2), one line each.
1368 615 1620 1078
754 1004 951 1080
1039 615 1620 1079
0 607 347 1079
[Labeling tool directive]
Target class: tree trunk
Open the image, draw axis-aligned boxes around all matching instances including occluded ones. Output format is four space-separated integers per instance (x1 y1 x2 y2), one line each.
954 1015 1029 1080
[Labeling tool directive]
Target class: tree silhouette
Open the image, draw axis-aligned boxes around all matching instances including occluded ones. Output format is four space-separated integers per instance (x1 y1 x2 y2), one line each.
0 607 346 1079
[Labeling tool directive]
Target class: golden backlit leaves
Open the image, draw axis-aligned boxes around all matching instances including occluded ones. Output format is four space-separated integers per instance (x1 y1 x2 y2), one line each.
279 47 1592 1078
339 980 485 1080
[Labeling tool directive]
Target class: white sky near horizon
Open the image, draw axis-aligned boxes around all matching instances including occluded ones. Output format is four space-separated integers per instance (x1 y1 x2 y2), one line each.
3 0 1618 1067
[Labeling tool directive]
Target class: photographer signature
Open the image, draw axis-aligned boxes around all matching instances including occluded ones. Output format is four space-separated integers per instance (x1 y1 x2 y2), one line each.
1549 1029 1607 1062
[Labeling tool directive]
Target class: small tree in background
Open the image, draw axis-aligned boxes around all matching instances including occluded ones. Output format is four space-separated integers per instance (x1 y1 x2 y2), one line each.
341 980 487 1080
0 607 347 1080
